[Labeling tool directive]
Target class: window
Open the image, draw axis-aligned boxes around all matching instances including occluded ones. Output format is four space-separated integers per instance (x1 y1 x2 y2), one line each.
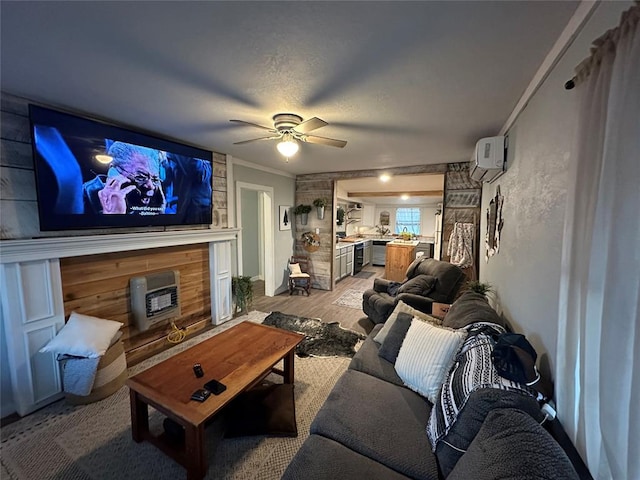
395 208 420 234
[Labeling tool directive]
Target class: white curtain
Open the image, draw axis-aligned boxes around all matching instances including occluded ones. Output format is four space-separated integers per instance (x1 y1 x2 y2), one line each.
556 5 639 479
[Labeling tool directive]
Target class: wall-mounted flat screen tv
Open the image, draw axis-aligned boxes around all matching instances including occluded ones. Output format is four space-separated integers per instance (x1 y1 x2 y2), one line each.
29 105 213 231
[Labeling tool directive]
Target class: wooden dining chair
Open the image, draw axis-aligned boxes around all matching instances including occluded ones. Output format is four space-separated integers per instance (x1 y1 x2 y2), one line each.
288 256 311 295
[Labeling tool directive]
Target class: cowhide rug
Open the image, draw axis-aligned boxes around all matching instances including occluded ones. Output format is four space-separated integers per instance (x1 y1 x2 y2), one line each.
262 311 365 358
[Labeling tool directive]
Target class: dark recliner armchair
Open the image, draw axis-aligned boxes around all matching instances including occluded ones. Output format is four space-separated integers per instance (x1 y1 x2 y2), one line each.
362 257 466 324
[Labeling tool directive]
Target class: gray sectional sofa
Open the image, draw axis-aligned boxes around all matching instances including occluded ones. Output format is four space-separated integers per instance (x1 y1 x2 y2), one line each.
282 291 586 480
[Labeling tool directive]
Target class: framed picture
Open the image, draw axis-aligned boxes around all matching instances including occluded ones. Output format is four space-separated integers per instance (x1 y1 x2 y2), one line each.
279 205 292 231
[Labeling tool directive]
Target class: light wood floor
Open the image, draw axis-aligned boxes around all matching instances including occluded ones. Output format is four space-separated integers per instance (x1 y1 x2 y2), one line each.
251 265 385 336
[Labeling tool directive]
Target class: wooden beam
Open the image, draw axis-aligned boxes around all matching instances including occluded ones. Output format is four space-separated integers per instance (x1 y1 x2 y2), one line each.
347 190 444 197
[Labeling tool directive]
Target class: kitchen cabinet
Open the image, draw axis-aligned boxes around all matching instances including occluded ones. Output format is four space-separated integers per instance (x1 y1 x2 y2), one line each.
335 244 354 281
362 205 375 227
363 240 372 266
385 243 417 282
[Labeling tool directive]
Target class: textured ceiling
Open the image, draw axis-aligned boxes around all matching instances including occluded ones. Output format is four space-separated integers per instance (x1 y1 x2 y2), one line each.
1 1 579 175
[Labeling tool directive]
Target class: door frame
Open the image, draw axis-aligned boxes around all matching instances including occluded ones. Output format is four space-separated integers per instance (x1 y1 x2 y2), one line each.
235 182 275 296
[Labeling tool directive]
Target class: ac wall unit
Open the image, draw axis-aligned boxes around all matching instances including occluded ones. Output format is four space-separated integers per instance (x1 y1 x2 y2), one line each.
470 136 506 183
130 270 181 332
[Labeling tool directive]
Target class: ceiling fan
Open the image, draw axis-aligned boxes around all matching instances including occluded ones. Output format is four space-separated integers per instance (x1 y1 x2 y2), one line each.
230 113 347 157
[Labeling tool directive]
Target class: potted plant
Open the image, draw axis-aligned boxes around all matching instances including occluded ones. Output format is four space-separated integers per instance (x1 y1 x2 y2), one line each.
232 275 254 315
336 206 345 226
313 197 328 220
293 204 312 225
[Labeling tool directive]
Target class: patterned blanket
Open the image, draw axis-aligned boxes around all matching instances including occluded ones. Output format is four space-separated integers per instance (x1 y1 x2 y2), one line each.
426 322 540 449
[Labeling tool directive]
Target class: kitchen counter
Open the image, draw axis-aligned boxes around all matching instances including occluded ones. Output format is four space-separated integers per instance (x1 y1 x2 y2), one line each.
388 239 420 247
337 238 372 247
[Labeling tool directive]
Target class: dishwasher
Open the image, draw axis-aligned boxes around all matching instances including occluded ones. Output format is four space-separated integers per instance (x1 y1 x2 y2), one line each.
372 240 390 266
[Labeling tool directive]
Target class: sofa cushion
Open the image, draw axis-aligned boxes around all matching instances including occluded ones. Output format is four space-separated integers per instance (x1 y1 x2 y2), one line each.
396 275 436 296
442 291 505 329
447 408 579 480
374 300 441 345
349 325 405 386
311 369 439 480
395 320 467 403
281 434 412 480
434 388 544 477
378 312 413 364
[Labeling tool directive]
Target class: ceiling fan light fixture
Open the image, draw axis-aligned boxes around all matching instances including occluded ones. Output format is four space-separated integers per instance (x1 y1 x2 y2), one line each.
277 136 299 157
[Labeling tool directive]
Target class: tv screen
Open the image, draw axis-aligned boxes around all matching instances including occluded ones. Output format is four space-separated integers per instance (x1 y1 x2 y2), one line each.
29 105 213 231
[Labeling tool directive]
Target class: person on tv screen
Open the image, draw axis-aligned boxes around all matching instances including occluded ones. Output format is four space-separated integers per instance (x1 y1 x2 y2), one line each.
83 142 167 215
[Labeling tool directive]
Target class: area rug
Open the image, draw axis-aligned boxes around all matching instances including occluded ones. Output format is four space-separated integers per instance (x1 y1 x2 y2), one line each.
262 311 365 358
0 314 349 480
354 271 376 279
332 288 366 310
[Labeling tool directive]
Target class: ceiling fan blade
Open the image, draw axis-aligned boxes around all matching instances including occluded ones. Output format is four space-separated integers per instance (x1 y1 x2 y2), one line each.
302 134 347 148
230 119 276 133
233 135 281 145
293 117 328 134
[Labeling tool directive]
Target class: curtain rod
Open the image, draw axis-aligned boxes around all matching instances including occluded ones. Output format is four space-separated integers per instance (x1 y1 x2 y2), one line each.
565 2 639 90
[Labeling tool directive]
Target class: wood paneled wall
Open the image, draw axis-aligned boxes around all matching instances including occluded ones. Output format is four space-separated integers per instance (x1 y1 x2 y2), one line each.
441 163 482 280
294 176 335 290
0 92 228 240
60 244 212 365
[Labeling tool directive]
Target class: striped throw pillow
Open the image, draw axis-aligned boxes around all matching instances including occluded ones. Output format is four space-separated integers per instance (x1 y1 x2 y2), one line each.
394 320 467 403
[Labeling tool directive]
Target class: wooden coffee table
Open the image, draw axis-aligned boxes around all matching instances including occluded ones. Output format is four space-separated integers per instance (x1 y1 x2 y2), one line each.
126 321 304 480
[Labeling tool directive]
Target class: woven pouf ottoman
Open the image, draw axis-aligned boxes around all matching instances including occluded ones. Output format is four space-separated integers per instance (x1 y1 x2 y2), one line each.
64 340 128 405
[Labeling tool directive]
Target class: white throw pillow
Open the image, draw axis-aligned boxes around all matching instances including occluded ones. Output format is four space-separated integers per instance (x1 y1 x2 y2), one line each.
374 300 440 344
394 320 467 403
289 263 302 275
40 311 124 358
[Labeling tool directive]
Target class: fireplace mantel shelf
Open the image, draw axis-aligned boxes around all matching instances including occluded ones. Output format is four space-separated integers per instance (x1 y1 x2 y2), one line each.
0 228 240 264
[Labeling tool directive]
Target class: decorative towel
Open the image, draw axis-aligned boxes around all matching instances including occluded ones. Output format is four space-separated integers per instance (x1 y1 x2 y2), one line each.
58 355 100 396
447 222 474 268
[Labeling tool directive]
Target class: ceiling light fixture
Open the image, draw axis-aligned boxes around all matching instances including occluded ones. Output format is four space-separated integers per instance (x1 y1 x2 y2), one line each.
95 154 113 164
276 134 299 158
379 173 391 182
401 194 410 200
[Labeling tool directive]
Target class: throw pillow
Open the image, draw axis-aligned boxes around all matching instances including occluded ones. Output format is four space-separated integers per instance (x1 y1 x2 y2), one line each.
289 263 302 275
394 321 467 403
374 300 441 345
40 311 123 358
396 275 436 296
447 408 579 480
377 312 413 364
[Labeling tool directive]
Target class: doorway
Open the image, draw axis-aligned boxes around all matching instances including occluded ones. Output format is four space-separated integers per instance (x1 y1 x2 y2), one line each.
235 182 275 297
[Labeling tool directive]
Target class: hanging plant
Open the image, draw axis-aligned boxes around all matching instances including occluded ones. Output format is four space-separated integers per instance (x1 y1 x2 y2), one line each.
293 204 312 215
313 198 328 220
